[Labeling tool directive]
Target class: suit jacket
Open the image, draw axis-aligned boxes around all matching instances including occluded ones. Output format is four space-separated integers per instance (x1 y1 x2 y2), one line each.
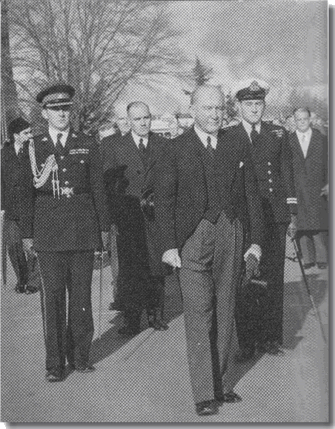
21 129 110 251
154 127 264 254
228 122 297 224
101 131 168 275
288 129 328 230
1 141 33 229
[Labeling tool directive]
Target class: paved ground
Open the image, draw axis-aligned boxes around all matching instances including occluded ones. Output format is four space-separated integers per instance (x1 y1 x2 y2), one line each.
1 237 329 423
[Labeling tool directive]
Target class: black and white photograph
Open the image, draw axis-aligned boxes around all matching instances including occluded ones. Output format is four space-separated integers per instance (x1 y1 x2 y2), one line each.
1 0 330 424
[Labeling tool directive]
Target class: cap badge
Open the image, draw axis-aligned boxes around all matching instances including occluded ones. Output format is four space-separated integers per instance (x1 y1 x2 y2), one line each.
249 81 261 92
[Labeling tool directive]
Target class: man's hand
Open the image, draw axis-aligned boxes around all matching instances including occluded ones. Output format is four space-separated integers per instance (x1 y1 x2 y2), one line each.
244 254 260 282
22 238 35 256
320 184 329 200
287 214 297 238
162 248 181 268
101 231 109 250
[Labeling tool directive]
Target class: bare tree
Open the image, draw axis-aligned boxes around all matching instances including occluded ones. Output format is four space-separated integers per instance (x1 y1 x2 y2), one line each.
7 0 185 133
182 56 213 96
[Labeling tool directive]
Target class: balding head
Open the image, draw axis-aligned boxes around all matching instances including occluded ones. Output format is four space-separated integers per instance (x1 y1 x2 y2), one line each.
127 101 151 137
190 85 224 135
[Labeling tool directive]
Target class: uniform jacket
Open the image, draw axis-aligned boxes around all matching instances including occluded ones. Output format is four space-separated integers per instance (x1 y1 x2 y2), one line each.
1 141 33 227
229 122 297 224
288 128 328 230
21 129 110 251
101 131 168 276
154 127 264 255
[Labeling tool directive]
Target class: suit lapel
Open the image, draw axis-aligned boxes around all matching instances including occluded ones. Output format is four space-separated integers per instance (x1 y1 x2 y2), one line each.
291 131 306 161
63 129 80 154
305 129 317 160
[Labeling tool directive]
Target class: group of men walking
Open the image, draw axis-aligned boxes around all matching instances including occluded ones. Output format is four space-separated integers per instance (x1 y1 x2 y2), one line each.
1 78 328 416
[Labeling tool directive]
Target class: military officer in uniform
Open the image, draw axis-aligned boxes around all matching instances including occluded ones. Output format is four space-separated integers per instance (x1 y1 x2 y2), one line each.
21 84 110 382
102 101 169 336
1 118 39 294
232 79 298 362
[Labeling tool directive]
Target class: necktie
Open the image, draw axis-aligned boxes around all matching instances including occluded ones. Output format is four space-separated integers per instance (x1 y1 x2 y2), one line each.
17 147 23 161
138 138 146 155
206 136 214 158
250 124 258 145
56 133 64 154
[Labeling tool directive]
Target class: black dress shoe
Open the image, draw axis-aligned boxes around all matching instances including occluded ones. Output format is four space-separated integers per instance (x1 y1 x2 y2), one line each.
220 391 242 403
195 400 218 416
15 283 25 293
303 262 315 270
148 318 169 331
317 262 327 269
46 368 65 382
75 365 96 373
234 347 255 363
25 285 39 294
258 341 284 355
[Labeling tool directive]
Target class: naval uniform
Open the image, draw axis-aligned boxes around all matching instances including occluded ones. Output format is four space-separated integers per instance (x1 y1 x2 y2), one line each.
233 121 297 349
21 129 110 371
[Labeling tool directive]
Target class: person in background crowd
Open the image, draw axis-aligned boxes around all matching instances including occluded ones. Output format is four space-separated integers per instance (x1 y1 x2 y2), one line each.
100 103 130 303
1 118 40 294
284 115 296 133
102 101 169 335
154 85 263 416
232 79 298 363
289 107 328 270
21 83 110 382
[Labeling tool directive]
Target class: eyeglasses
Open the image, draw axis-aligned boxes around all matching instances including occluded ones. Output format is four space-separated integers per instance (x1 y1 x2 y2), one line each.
46 105 72 111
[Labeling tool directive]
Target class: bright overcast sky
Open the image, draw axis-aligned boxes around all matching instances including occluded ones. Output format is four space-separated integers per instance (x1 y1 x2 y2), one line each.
122 0 328 116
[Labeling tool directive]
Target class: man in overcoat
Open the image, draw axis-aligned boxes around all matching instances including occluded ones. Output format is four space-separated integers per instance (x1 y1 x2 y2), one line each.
101 101 169 336
232 79 298 363
21 83 110 382
290 107 328 269
1 118 39 294
154 85 263 416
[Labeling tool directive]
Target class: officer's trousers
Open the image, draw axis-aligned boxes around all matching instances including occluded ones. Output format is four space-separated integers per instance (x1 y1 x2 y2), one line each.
37 250 94 371
179 211 243 404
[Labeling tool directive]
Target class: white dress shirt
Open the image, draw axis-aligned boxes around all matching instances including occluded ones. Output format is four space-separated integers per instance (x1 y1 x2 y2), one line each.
242 119 261 142
131 131 148 148
14 141 23 156
296 127 312 158
49 127 69 147
194 125 218 149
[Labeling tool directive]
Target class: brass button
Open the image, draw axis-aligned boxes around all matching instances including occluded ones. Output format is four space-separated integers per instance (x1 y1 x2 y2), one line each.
268 161 271 166
269 188 273 192
60 156 64 160
63 168 67 172
268 170 271 174
269 179 273 183
65 181 69 185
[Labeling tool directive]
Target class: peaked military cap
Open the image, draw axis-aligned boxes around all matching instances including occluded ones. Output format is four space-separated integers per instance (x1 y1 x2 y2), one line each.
234 79 270 101
36 83 75 108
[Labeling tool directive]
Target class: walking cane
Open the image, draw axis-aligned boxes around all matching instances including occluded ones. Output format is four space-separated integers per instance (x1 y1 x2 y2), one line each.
291 238 327 343
98 250 104 340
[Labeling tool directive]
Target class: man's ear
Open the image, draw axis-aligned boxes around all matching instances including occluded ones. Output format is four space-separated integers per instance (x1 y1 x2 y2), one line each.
41 108 48 121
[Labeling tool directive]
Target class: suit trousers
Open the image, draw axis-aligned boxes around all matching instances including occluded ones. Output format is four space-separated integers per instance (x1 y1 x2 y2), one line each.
179 211 243 404
297 230 327 265
37 250 94 370
3 219 28 286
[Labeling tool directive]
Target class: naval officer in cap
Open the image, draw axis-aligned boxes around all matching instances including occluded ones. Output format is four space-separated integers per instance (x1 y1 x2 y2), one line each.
230 79 297 362
21 83 110 382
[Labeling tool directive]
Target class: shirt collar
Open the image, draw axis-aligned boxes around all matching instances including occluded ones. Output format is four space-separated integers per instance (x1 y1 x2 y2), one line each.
194 125 218 149
48 127 70 146
131 131 148 147
296 127 312 139
242 119 261 136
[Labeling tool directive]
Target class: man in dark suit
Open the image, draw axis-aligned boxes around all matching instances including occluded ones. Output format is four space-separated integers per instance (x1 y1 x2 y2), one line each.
100 103 130 304
290 107 328 269
232 79 298 363
21 83 110 382
101 101 169 336
1 118 39 294
154 85 263 416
